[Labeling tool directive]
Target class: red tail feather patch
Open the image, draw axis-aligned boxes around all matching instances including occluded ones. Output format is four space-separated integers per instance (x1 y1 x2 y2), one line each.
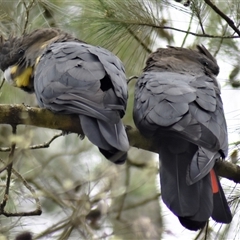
210 169 219 193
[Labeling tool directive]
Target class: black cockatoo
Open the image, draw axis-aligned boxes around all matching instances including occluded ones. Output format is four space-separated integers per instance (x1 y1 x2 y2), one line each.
0 28 129 163
133 45 232 230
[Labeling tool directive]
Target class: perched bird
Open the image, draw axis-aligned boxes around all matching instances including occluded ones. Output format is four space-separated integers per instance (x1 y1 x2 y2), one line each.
133 45 232 230
0 28 129 163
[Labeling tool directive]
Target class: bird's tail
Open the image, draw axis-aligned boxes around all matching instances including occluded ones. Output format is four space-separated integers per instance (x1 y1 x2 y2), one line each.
159 139 210 230
210 169 232 223
79 115 129 164
159 139 232 230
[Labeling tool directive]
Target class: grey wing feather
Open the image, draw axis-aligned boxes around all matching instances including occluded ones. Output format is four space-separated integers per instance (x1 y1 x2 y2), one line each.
186 147 220 184
80 114 129 152
97 119 129 152
80 115 128 163
79 115 112 150
87 46 128 104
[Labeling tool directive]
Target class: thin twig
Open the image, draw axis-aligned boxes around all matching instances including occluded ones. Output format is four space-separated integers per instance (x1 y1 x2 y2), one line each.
204 221 209 240
34 219 70 239
0 78 5 90
140 23 239 38
0 124 42 216
10 164 42 216
126 27 152 53
95 18 240 38
0 132 63 152
59 225 75 240
191 1 205 34
127 75 138 84
213 23 229 57
29 179 65 208
1 210 41 217
23 0 35 34
204 0 240 37
181 12 193 47
116 161 131 220
0 125 16 212
112 193 161 213
127 158 148 168
193 225 205 240
29 132 63 149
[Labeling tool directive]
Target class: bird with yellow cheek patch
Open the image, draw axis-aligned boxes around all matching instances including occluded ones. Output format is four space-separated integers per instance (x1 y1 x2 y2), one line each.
0 28 129 163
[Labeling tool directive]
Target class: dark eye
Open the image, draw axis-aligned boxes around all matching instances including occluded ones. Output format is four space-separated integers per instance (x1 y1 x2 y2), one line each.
18 49 24 56
204 61 209 66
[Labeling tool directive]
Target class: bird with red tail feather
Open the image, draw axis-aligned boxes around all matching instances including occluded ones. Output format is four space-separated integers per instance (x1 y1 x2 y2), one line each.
133 45 232 230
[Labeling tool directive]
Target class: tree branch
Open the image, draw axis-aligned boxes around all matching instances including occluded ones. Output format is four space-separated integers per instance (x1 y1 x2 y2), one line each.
0 104 83 134
204 0 240 37
0 104 239 183
100 18 240 39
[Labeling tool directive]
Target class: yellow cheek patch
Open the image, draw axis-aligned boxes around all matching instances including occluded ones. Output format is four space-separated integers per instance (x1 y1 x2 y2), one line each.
10 65 18 75
14 67 33 87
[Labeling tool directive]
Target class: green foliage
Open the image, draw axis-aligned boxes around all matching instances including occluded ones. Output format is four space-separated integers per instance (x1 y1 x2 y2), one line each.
73 0 173 75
